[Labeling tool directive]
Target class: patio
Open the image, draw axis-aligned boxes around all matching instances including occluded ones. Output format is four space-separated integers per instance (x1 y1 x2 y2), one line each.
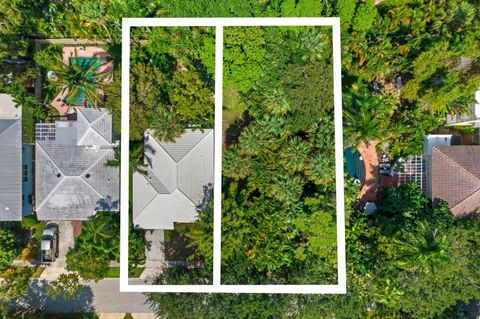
50 46 114 116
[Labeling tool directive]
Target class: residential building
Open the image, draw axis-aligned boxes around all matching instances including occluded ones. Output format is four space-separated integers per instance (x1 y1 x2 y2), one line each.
401 133 480 217
0 94 22 221
35 108 119 220
133 129 214 230
428 145 480 216
445 89 480 127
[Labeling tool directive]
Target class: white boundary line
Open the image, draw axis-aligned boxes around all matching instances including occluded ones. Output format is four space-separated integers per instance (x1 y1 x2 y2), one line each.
120 17 345 294
213 26 223 286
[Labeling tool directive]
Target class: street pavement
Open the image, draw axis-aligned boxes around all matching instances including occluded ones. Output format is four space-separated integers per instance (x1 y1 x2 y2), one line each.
13 279 154 314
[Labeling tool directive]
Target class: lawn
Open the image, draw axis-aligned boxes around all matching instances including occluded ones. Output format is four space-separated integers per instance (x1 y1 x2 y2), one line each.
21 215 46 241
31 266 45 278
105 267 144 278
222 86 247 149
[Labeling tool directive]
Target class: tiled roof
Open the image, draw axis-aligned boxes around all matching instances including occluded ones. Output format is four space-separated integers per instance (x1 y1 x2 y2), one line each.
133 129 213 229
431 146 480 216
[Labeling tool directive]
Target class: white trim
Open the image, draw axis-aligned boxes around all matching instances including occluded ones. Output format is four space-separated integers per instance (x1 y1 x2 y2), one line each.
121 17 345 294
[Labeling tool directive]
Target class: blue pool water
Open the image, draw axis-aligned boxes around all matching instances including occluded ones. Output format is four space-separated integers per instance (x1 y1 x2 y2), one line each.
344 147 365 184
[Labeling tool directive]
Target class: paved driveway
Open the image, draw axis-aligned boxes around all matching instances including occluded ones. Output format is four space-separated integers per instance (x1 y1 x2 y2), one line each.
40 221 75 280
140 230 165 282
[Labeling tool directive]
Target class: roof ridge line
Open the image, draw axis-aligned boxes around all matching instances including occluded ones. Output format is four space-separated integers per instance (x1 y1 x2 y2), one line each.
88 111 111 142
80 149 109 177
36 142 67 176
134 192 160 222
144 168 170 195
176 186 197 206
35 174 66 211
451 188 480 211
434 147 480 184
151 129 212 163
174 129 212 162
149 133 177 163
78 126 110 146
80 174 104 201
0 119 18 137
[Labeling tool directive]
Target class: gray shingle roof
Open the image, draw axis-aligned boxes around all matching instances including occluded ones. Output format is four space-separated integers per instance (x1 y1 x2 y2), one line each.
133 129 213 229
0 118 22 221
35 109 119 221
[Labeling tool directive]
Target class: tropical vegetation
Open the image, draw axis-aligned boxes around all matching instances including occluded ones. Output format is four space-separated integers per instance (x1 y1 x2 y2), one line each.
66 212 144 281
0 0 479 318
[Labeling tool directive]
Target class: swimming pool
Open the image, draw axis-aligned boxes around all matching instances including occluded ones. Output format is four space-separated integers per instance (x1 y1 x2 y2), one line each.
344 147 365 184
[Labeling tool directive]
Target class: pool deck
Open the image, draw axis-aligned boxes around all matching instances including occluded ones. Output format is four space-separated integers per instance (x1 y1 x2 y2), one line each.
357 140 379 205
51 46 114 116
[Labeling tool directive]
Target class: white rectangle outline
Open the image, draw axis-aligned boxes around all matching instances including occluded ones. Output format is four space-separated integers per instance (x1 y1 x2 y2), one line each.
121 17 345 294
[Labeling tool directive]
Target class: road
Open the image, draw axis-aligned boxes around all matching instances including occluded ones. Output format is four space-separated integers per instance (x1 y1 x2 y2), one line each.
13 279 154 314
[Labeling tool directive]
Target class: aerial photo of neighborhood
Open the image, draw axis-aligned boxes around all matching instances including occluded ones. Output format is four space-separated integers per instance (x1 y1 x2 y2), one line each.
0 0 480 318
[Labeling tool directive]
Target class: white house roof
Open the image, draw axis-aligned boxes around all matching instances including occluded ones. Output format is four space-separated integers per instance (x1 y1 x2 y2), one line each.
133 129 214 230
0 94 21 119
35 109 118 220
76 108 113 145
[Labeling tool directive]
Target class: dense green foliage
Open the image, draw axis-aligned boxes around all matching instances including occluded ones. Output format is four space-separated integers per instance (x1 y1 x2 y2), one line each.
66 212 144 281
148 183 480 318
1 0 480 317
129 27 214 141
0 223 23 271
66 213 120 281
47 272 84 300
220 26 337 284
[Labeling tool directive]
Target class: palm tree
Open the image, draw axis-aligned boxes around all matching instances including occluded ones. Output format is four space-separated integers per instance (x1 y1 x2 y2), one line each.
48 51 111 107
299 28 330 64
279 137 311 173
150 107 185 142
306 153 335 186
223 145 251 180
392 221 450 274
343 88 388 148
263 88 290 115
239 127 264 156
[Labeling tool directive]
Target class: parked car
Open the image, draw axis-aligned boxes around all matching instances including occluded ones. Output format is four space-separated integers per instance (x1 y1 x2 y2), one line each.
41 224 59 263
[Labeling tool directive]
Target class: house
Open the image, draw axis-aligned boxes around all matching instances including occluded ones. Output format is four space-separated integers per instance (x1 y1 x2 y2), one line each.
34 108 119 220
428 145 480 216
0 94 22 221
133 129 214 230
445 89 480 127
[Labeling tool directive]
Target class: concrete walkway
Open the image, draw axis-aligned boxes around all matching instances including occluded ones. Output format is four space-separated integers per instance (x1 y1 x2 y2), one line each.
40 221 75 280
140 230 165 282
